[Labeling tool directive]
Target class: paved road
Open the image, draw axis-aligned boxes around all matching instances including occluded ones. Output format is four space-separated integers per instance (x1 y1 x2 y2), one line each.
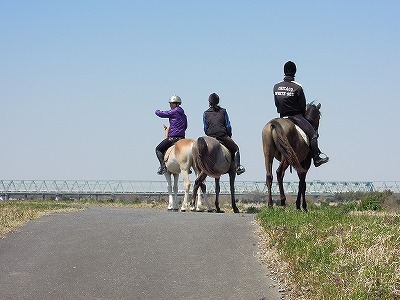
0 207 283 300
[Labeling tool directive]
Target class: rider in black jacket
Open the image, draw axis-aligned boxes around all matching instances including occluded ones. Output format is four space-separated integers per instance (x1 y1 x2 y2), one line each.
273 61 329 167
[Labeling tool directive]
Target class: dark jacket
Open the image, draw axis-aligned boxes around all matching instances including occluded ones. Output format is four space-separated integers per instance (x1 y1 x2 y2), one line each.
203 106 232 138
274 76 307 117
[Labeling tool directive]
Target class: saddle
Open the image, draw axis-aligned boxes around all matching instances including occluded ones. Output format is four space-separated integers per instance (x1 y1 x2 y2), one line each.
282 117 310 146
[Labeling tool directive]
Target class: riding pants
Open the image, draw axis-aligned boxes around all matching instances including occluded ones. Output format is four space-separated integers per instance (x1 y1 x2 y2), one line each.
288 114 318 140
214 135 239 156
155 136 184 164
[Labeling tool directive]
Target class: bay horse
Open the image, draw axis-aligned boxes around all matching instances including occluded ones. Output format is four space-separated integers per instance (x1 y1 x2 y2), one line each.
163 138 211 212
191 136 240 213
261 103 322 211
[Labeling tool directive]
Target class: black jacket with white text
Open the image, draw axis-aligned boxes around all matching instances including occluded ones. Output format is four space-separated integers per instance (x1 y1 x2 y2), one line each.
273 76 307 117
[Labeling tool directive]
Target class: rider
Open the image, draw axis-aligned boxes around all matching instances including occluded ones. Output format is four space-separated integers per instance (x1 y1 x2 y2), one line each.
203 93 245 175
273 61 329 167
155 95 188 175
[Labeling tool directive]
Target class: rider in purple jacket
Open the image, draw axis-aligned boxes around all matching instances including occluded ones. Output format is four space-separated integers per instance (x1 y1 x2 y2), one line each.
155 95 188 175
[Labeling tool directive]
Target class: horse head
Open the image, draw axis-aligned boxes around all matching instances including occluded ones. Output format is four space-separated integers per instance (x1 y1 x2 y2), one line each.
305 102 321 130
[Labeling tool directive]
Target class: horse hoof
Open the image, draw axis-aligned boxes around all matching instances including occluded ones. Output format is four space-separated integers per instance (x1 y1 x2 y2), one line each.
233 209 240 213
180 209 186 212
195 208 204 212
207 209 215 213
216 209 225 213
168 208 179 212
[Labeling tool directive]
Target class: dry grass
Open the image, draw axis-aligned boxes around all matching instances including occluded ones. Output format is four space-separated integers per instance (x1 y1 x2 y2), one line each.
0 200 84 237
0 198 168 238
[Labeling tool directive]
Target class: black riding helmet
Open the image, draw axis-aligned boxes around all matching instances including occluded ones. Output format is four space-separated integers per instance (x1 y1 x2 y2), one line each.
208 93 219 106
284 61 297 76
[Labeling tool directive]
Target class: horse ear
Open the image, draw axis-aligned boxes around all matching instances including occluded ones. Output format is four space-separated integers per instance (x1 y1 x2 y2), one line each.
317 103 321 109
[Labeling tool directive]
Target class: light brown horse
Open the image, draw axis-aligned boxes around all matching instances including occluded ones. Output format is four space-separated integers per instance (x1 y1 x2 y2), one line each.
191 136 240 213
262 103 322 211
164 138 211 212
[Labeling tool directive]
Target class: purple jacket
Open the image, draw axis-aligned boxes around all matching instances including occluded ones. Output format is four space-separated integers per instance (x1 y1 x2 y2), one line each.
155 106 187 137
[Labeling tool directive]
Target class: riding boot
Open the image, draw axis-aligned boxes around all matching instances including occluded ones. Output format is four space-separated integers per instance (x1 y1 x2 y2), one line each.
156 150 167 175
310 138 329 167
234 151 246 175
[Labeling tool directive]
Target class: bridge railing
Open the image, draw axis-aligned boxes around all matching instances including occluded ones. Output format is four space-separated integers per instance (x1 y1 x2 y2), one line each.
1 180 399 198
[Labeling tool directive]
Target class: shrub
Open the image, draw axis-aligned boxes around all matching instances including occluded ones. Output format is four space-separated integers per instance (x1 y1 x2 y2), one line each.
358 195 382 211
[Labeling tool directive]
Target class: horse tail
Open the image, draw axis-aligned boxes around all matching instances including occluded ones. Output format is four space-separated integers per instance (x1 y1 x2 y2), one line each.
197 136 208 157
196 137 217 176
270 120 306 173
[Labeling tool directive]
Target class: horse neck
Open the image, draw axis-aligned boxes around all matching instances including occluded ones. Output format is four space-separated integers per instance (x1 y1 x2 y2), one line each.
305 113 320 130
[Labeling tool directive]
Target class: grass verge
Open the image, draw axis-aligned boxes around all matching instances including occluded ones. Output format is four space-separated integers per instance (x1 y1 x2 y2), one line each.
0 198 167 238
256 204 400 300
0 200 85 237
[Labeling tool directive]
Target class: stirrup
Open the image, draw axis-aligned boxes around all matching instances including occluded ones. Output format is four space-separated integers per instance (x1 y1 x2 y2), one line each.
236 166 245 175
313 153 329 167
157 166 167 175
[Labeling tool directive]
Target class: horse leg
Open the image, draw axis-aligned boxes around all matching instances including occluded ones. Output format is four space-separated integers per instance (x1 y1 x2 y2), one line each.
180 171 190 212
214 178 223 213
296 179 303 210
165 173 174 210
266 173 273 207
195 178 212 212
199 181 213 212
229 171 239 213
297 171 308 212
264 154 274 207
276 160 288 207
302 179 308 212
191 172 207 210
262 124 276 207
172 173 179 210
296 173 308 212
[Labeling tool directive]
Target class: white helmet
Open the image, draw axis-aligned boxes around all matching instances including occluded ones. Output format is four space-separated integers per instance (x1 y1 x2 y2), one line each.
169 95 182 104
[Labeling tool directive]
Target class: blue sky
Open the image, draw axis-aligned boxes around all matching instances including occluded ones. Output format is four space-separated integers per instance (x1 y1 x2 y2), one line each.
1 1 399 182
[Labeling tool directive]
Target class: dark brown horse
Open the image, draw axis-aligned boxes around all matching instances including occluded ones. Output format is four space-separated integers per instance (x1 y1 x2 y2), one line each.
262 103 322 211
191 136 240 213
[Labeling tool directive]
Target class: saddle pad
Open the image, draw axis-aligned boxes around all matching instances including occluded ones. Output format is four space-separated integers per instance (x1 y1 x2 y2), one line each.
295 125 309 146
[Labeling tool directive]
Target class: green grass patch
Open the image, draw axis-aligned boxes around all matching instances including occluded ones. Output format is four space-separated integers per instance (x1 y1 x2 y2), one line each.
256 204 400 299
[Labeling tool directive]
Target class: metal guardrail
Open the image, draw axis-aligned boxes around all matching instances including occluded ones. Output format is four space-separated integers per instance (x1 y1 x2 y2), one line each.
0 180 399 199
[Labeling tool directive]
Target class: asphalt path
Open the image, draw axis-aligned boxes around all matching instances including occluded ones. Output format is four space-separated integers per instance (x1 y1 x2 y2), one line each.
0 207 283 300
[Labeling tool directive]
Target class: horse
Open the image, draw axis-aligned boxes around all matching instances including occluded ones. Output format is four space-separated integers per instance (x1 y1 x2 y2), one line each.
163 138 211 212
261 103 322 211
191 136 240 213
